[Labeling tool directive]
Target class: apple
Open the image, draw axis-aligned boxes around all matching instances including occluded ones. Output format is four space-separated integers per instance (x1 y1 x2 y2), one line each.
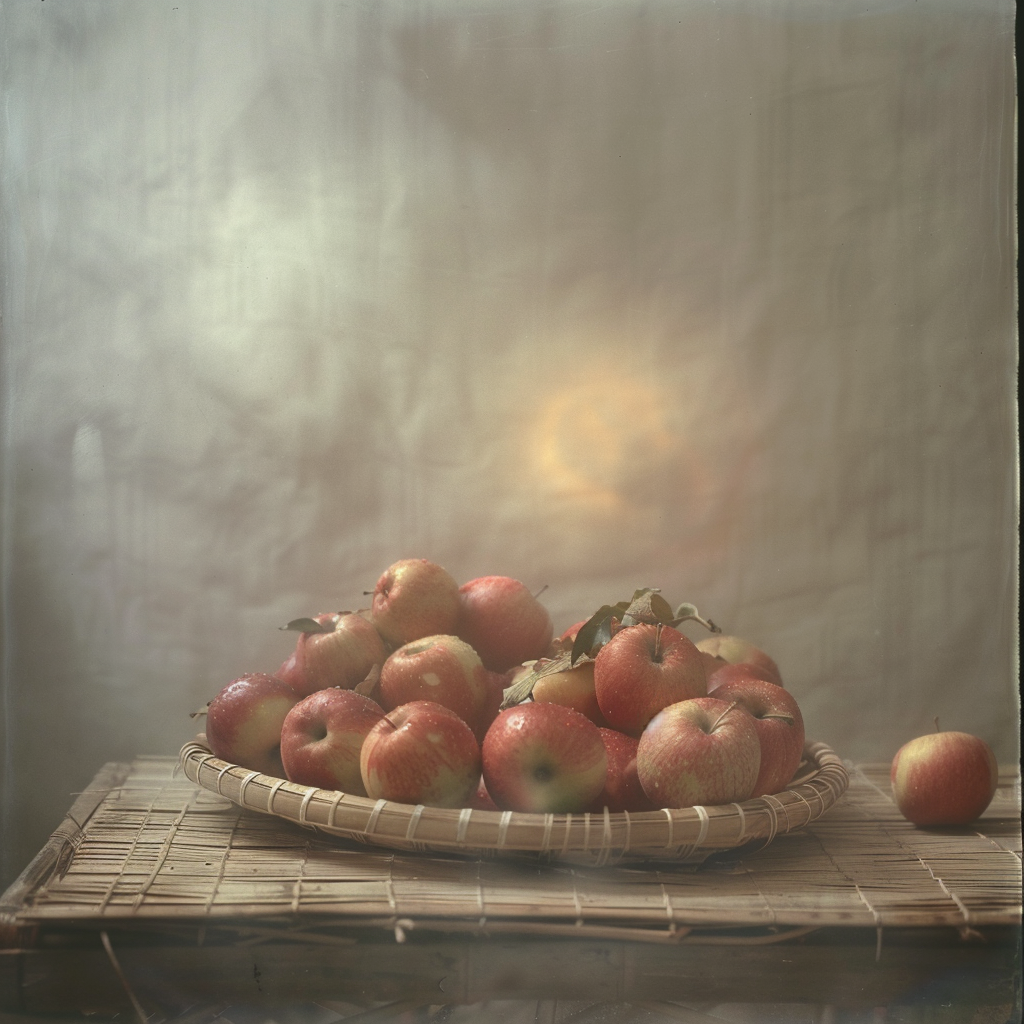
891 728 999 826
696 635 782 687
370 558 461 647
279 688 385 793
709 675 805 796
637 697 761 808
531 661 606 726
278 612 387 697
481 701 607 813
205 672 300 777
378 634 493 741
589 728 655 813
456 576 554 672
708 660 782 693
359 700 481 808
593 624 708 736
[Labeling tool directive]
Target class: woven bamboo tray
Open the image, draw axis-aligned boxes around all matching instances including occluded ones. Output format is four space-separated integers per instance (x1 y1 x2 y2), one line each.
178 737 848 865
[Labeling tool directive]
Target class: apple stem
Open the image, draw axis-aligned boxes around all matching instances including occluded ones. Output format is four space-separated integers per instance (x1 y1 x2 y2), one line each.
934 717 941 733
653 623 664 662
533 584 549 600
759 713 795 725
709 701 739 732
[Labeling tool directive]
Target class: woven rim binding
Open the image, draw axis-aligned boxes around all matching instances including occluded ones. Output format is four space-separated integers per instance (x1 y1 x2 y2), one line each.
179 739 848 861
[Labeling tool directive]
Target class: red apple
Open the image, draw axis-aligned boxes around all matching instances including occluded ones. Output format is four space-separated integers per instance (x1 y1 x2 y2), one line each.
278 612 387 697
708 660 782 692
891 729 999 826
370 558 461 647
359 700 481 808
378 634 493 741
481 701 607 813
531 662 606 726
696 635 782 687
709 676 805 796
456 576 554 672
637 697 761 808
589 728 655 813
593 624 708 736
205 672 300 777
279 688 385 793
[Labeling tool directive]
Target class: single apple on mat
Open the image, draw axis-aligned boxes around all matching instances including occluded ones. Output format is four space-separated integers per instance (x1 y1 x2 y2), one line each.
589 728 655 813
279 688 385 793
890 726 999 826
481 701 607 813
370 558 461 647
593 623 708 736
278 612 387 697
378 634 493 740
637 697 761 809
696 634 783 687
360 700 481 808
709 675 805 796
205 672 300 777
456 575 554 672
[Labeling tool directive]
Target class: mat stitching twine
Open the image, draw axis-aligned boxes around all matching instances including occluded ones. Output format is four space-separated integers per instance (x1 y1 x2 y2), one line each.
366 799 387 834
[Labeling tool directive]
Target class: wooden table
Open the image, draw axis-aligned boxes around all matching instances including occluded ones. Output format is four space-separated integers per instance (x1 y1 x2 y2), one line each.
1 757 1020 1023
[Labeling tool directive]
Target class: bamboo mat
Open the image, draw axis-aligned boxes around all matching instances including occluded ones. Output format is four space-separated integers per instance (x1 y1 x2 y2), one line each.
2 757 1019 945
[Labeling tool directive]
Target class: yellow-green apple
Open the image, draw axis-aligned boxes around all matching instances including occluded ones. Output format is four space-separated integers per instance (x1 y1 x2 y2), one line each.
696 635 782 687
589 728 655 812
708 660 782 692
278 612 387 697
456 576 554 672
378 634 492 740
531 662 607 726
370 558 461 647
709 675 805 796
359 700 481 808
205 672 300 777
890 729 999 825
481 702 607 813
593 624 708 736
637 697 761 808
279 688 385 793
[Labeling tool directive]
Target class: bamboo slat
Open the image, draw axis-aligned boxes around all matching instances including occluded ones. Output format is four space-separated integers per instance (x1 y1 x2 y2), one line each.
1 755 1019 944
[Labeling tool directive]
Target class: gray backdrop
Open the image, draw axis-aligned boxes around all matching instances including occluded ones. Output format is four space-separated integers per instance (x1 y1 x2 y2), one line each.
1 0 1018 889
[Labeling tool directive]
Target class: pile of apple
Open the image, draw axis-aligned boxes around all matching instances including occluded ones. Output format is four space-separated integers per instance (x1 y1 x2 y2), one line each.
202 558 815 815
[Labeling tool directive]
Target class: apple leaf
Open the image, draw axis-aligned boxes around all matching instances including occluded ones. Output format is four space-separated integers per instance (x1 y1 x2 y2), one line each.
672 603 721 633
499 652 573 710
570 604 627 665
353 664 381 698
280 617 332 634
620 588 676 627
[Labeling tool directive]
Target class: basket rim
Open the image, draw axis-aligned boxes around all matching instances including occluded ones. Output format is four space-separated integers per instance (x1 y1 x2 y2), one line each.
178 737 849 862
